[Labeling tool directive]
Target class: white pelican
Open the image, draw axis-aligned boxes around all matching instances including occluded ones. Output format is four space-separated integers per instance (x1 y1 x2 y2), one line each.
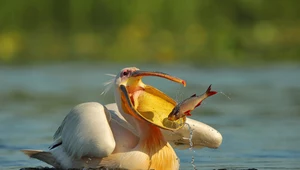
22 67 222 170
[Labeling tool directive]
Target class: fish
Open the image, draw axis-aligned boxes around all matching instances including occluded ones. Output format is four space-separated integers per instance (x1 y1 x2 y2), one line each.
168 84 217 121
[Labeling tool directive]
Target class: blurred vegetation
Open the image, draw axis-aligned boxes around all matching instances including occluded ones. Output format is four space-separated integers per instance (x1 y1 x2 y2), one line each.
0 0 300 66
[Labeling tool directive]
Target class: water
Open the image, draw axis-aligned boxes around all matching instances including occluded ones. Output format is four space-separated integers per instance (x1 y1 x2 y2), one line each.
1 63 300 170
186 123 196 170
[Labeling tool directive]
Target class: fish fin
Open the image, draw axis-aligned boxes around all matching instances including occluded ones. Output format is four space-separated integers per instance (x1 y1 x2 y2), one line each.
195 101 202 108
184 110 192 116
206 84 217 96
190 94 196 97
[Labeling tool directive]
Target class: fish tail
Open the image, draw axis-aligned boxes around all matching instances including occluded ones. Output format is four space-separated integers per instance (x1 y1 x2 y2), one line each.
206 84 217 97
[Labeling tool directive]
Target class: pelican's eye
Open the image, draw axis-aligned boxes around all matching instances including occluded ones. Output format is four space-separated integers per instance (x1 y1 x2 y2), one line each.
121 70 131 77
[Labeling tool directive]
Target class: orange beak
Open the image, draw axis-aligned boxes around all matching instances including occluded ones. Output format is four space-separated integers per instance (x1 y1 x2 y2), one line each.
119 70 187 131
130 71 186 87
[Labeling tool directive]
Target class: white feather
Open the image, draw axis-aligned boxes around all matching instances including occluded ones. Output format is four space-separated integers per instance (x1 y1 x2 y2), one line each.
105 73 117 77
101 74 116 96
54 102 116 159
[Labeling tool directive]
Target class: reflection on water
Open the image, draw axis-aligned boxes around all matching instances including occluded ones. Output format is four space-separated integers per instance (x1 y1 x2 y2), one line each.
1 64 300 169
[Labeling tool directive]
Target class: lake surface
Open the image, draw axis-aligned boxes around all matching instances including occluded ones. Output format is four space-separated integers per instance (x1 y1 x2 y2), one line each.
1 63 300 170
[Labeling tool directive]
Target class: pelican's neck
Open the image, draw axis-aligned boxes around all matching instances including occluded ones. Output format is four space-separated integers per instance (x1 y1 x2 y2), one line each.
133 118 179 170
134 117 162 139
114 88 139 133
116 100 179 169
119 107 162 140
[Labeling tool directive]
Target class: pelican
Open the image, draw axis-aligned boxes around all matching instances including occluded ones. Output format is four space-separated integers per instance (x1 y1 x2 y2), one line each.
22 67 222 170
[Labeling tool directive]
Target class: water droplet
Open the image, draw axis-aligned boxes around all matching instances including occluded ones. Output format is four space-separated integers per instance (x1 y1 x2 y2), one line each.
175 87 184 102
185 123 197 170
219 91 231 100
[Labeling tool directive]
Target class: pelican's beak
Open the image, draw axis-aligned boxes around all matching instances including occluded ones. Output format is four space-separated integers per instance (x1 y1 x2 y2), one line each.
131 71 186 87
119 70 187 131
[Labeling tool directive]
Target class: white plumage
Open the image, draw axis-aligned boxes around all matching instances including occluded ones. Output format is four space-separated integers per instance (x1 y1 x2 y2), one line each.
22 67 222 170
54 102 115 159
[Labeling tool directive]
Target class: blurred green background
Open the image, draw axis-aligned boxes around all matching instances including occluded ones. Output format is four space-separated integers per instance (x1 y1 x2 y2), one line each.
1 0 300 66
1 1 300 169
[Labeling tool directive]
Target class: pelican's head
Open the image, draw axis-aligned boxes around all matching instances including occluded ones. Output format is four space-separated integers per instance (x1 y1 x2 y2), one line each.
114 67 187 131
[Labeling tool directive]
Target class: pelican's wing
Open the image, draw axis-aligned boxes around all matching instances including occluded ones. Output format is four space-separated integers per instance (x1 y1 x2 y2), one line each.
161 117 222 149
105 103 138 136
51 102 116 159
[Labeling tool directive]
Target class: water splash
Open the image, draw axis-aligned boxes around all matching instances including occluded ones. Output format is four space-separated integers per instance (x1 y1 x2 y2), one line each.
219 91 231 100
185 123 197 170
174 86 184 103
85 157 92 165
